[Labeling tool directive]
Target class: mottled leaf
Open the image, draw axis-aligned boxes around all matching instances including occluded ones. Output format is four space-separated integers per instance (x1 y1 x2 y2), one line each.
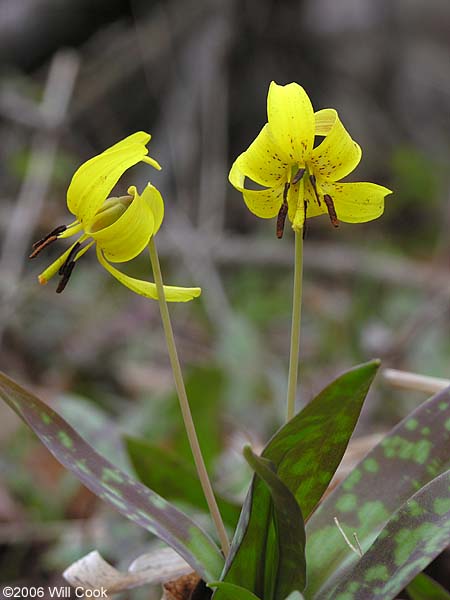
219 361 379 598
306 385 450 599
0 371 223 581
209 582 262 600
243 445 306 598
332 470 450 600
406 572 450 600
125 435 241 527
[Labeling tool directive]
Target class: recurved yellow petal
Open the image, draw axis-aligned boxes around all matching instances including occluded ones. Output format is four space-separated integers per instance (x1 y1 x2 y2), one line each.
267 81 315 164
89 186 154 263
96 248 201 302
229 160 283 218
310 109 362 182
67 132 158 226
314 108 336 136
103 131 151 153
137 184 164 235
323 181 392 223
233 124 289 187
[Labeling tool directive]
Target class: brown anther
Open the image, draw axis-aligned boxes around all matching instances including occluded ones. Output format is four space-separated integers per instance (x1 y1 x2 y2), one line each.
58 242 81 276
324 194 339 227
56 261 75 293
276 182 290 239
292 167 305 185
29 225 67 259
276 202 288 239
302 200 309 240
309 175 322 207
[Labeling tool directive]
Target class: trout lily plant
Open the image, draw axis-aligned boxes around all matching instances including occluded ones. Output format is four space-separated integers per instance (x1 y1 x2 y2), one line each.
0 82 448 600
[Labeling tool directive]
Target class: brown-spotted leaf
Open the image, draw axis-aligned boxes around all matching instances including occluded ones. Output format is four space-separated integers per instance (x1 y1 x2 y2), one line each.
332 469 450 600
243 445 306 598
0 371 223 581
216 361 379 600
305 385 450 599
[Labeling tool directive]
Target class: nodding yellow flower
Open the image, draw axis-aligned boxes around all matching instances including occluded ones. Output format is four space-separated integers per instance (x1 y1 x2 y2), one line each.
30 132 200 302
229 81 392 237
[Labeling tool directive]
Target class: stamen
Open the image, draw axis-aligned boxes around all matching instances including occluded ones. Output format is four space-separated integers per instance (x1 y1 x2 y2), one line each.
58 242 81 276
303 200 308 240
29 225 67 259
276 203 288 239
276 183 290 239
56 261 75 293
292 167 305 185
309 175 322 207
323 194 339 227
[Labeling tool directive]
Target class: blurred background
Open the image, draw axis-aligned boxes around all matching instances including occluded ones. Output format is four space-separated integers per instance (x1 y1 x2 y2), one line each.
0 0 449 596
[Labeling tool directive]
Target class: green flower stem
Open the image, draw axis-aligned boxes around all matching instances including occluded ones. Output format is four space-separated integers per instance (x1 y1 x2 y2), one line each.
148 238 230 557
286 230 304 421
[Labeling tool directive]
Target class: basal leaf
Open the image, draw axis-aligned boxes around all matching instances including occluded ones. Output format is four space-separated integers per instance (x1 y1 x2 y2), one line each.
332 470 450 600
210 582 262 600
243 445 306 599
406 572 450 600
306 385 450 599
125 435 241 528
219 361 379 598
0 371 223 581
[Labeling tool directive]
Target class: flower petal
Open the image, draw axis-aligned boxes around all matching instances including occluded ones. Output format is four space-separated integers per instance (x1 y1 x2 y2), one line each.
310 109 362 181
229 160 283 218
96 248 201 302
323 181 392 223
89 186 154 263
314 108 336 136
232 124 289 187
267 81 315 164
136 184 164 235
67 132 159 227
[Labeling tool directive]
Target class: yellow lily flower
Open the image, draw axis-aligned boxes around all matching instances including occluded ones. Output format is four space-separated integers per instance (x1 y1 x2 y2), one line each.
229 81 392 236
31 132 200 302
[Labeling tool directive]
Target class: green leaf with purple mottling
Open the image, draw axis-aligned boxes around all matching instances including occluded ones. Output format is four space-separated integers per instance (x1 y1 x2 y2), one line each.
332 469 450 600
305 385 450 599
217 361 379 599
0 371 223 581
243 445 306 599
406 572 450 600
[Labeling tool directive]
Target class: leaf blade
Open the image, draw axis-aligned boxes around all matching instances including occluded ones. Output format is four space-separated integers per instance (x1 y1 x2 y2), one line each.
0 371 224 581
406 572 450 600
332 470 450 600
306 385 450 599
243 445 307 598
220 361 379 597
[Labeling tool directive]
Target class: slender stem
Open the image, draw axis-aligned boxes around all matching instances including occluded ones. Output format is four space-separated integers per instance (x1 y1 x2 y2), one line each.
286 230 304 421
148 238 230 557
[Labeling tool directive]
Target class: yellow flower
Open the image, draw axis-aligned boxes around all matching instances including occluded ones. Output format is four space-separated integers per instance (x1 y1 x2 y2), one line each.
229 82 392 237
31 132 200 302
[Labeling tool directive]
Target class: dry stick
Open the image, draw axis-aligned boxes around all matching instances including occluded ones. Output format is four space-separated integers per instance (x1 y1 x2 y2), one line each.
383 369 450 394
286 230 304 421
148 238 230 557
